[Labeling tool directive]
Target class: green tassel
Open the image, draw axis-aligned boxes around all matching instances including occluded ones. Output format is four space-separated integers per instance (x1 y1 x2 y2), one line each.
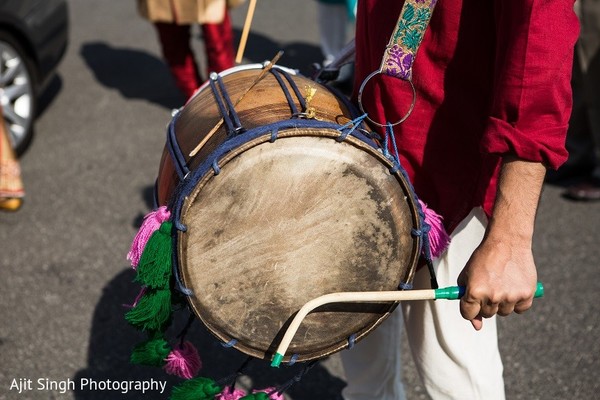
125 288 172 331
241 393 270 400
130 335 171 367
170 377 222 400
135 221 173 289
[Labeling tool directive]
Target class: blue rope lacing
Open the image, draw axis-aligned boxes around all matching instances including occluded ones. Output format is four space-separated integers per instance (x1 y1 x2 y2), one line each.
383 122 439 289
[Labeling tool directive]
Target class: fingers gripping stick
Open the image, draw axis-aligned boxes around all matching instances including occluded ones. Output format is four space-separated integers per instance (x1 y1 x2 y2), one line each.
435 282 544 300
270 283 544 367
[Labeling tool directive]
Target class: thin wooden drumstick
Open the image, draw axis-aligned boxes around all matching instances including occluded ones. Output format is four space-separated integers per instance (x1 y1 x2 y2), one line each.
235 0 258 64
188 50 283 158
270 283 545 367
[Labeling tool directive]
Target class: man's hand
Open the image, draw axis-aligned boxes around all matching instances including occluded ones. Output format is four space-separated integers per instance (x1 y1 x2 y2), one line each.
458 236 538 330
458 157 546 330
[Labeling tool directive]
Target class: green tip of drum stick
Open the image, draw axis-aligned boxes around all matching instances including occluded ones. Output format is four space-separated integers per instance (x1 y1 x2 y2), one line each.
434 286 464 300
271 353 284 368
435 282 545 300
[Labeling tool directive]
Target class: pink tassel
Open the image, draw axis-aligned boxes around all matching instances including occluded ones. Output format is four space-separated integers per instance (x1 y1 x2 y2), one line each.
252 388 284 400
163 341 202 379
419 200 450 259
216 387 247 400
127 206 171 268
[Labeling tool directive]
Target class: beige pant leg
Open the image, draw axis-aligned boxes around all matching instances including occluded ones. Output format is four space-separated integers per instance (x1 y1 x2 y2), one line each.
340 309 407 400
402 208 505 399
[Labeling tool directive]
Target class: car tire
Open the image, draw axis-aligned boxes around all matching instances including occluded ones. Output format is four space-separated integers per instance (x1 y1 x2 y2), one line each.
0 31 37 155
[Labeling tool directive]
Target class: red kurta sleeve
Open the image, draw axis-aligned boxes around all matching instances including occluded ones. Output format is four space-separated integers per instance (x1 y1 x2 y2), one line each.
481 0 580 170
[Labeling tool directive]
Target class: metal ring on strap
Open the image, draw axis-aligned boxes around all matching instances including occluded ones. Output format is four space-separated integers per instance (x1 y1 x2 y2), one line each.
357 70 416 128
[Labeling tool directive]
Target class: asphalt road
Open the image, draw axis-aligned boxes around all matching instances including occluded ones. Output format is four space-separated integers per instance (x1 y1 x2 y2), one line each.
1 1 599 399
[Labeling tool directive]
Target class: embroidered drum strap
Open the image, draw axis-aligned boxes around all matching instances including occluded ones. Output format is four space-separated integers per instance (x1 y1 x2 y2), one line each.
380 0 438 80
358 0 438 126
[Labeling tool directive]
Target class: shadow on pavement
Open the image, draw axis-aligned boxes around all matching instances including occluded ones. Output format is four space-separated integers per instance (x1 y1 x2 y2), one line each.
72 268 345 399
37 74 64 119
80 42 185 110
131 185 158 229
79 30 323 113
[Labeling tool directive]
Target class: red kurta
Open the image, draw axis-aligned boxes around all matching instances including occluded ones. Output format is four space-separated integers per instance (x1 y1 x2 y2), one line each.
354 0 579 232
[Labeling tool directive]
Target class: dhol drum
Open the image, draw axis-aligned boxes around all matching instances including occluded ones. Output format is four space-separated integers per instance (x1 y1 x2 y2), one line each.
155 63 423 363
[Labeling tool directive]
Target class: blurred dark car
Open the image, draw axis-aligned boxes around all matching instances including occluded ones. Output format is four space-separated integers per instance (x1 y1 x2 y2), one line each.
0 0 69 154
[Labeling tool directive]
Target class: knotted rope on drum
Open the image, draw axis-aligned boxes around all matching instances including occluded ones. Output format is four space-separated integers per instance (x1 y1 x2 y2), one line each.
167 114 191 180
269 68 308 117
381 122 448 289
209 73 245 137
335 113 369 142
347 333 358 349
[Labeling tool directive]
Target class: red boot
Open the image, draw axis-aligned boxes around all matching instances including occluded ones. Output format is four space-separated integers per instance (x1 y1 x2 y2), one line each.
154 22 201 99
202 11 235 74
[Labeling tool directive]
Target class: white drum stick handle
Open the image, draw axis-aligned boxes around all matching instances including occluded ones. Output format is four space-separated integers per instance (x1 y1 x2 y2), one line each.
270 283 544 367
270 289 436 367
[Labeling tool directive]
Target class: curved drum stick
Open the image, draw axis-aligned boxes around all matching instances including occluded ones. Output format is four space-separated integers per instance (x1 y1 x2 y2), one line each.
270 283 544 367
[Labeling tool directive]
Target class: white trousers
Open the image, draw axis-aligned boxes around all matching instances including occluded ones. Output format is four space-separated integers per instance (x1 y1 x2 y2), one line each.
340 208 505 400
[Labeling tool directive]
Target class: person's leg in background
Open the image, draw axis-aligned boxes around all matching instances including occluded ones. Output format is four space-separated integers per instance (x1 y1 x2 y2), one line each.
315 0 349 66
154 22 202 100
0 106 25 211
201 9 235 75
561 0 600 200
314 0 355 93
550 54 597 182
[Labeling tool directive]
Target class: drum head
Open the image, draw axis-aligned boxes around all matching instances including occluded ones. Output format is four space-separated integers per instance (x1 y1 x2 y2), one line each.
178 130 420 362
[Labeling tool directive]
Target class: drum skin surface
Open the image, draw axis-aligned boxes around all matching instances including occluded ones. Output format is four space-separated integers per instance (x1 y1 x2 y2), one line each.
157 65 421 362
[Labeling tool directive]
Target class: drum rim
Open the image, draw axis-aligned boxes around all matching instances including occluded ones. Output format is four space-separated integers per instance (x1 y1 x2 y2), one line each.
176 127 422 362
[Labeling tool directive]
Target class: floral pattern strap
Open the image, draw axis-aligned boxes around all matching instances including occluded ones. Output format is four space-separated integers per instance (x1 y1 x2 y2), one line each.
380 0 438 80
